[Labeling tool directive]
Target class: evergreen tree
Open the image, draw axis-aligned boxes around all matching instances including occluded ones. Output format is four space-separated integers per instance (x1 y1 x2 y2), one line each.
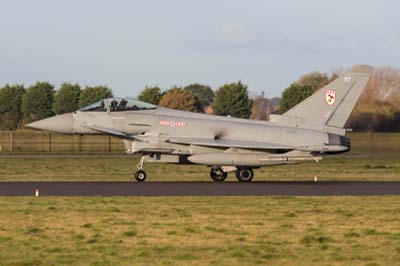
213 81 251 118
279 83 313 113
183 83 214 113
53 83 81 114
138 86 162 105
22 81 54 123
79 85 113 108
0 84 25 130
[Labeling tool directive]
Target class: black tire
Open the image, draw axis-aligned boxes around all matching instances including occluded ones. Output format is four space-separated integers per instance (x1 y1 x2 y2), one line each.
135 170 147 182
210 168 227 182
235 168 254 182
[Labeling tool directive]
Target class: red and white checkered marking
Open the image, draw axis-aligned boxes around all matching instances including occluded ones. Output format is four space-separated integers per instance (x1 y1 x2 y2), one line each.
175 121 186 127
159 120 170 126
159 120 186 128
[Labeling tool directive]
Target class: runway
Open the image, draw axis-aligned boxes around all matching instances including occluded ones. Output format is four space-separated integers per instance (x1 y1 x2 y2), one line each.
1 181 400 196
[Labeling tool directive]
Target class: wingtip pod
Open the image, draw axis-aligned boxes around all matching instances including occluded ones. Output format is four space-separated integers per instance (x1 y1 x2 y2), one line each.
346 65 374 75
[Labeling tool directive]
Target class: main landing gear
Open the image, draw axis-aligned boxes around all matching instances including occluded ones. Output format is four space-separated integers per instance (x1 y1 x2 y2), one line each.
209 166 254 182
210 167 228 182
134 156 147 182
235 167 254 182
134 156 255 183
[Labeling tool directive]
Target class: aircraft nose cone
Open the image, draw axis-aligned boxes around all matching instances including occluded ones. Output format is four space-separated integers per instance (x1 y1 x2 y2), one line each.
26 113 73 133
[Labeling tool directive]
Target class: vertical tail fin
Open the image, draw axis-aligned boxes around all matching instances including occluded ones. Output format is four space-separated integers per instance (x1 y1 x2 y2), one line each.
282 65 373 129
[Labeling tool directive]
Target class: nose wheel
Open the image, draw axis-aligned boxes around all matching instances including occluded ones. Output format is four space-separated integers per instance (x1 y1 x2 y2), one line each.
235 168 254 182
134 156 147 182
135 170 147 182
210 167 228 182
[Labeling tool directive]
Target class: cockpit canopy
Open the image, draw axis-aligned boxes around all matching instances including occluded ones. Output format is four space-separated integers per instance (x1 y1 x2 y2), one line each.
79 98 158 112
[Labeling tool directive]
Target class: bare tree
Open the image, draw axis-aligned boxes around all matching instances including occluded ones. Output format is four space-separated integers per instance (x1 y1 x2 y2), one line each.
250 96 272 120
348 66 400 131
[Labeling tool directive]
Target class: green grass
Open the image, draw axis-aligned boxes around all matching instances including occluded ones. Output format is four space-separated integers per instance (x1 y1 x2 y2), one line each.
0 132 399 182
0 156 399 181
348 132 400 157
0 133 400 181
0 133 399 265
1 196 400 266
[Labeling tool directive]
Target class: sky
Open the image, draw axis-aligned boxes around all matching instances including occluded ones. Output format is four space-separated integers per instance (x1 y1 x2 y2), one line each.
1 0 400 98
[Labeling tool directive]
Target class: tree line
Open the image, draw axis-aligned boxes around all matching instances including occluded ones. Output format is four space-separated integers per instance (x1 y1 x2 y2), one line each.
138 82 253 118
0 82 112 130
0 81 254 130
0 66 399 131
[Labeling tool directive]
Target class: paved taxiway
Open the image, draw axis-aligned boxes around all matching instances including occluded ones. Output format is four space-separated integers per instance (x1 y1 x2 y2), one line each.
1 181 400 196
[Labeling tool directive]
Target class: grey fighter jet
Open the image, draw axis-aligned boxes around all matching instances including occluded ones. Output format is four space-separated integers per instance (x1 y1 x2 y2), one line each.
27 65 373 182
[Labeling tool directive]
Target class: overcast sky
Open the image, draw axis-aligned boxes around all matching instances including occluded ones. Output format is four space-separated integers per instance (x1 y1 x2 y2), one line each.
1 0 399 97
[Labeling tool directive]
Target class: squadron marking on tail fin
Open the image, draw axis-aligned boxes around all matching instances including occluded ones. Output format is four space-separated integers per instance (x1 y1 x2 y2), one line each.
325 90 336 106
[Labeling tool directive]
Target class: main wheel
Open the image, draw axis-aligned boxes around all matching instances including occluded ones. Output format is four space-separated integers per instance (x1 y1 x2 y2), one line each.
210 168 228 182
135 170 147 182
235 168 254 182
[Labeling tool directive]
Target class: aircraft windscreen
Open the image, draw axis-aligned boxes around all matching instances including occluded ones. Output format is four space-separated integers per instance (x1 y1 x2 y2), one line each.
79 98 157 112
79 100 107 112
109 98 157 112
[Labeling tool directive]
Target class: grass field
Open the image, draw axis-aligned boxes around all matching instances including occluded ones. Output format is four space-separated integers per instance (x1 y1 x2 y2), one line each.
0 133 399 266
0 156 399 182
1 196 400 266
0 133 399 182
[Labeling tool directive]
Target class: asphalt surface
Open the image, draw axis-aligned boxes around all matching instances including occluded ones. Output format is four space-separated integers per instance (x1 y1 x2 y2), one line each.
1 181 400 196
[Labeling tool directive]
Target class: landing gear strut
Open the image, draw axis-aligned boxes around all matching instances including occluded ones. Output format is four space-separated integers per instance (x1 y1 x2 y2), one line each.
235 168 254 182
210 167 228 182
134 156 147 182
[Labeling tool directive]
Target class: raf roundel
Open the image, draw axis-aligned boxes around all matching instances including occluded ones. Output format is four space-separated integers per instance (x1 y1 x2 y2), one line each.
325 90 336 106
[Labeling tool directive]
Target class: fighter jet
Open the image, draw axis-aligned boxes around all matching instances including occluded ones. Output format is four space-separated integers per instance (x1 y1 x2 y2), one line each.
27 65 373 182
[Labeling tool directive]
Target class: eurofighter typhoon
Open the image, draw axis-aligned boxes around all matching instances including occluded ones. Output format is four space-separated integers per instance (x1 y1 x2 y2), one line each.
27 65 373 182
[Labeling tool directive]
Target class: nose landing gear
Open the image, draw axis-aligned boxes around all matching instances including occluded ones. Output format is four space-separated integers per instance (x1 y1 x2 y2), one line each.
135 170 147 182
134 156 147 182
